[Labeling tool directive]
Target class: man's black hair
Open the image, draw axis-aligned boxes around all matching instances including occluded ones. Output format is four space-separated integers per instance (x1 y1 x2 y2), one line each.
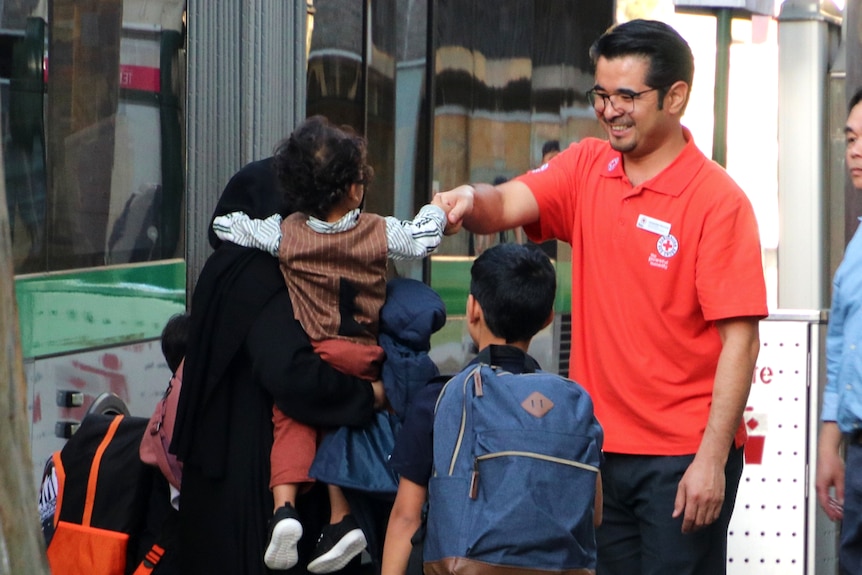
589 19 694 111
850 87 862 114
541 140 560 157
161 312 190 374
470 243 556 343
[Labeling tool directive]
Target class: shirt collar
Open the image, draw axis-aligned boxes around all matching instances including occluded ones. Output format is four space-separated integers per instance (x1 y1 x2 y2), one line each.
306 208 361 234
600 127 707 198
468 344 541 374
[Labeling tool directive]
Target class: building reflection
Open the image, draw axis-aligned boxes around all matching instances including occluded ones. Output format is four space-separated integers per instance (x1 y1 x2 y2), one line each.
306 0 613 266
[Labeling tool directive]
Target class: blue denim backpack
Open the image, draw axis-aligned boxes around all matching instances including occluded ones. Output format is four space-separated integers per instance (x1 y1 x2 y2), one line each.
423 363 603 575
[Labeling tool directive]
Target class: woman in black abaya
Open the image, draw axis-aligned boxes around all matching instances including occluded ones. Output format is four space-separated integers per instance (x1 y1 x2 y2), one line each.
172 158 379 575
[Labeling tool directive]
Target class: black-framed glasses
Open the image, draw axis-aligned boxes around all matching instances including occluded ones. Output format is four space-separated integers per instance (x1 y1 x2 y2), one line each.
585 87 661 114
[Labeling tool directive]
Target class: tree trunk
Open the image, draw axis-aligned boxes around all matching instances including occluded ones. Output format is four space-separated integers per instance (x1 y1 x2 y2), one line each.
0 146 50 572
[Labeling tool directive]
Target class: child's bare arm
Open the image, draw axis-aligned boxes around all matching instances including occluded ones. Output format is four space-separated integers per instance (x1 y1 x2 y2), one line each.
381 477 427 575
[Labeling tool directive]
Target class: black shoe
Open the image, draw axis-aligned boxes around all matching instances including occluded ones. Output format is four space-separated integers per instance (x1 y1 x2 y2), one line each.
264 503 303 570
306 515 367 574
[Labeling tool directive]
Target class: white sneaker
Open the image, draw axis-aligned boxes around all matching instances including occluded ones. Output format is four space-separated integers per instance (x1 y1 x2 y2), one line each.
264 504 303 570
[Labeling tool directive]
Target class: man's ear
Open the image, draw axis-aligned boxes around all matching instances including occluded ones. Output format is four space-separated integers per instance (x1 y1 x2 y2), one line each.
664 80 689 115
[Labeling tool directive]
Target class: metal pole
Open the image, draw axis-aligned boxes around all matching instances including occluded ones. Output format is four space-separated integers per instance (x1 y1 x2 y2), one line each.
713 8 732 167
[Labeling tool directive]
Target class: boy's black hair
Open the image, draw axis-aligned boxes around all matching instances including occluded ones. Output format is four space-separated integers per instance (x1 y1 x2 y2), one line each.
850 87 862 114
541 140 560 157
470 243 556 343
589 19 694 111
272 115 374 220
161 312 190 374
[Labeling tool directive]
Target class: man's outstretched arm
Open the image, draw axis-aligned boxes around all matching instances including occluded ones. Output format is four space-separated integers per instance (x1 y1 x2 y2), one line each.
435 180 540 235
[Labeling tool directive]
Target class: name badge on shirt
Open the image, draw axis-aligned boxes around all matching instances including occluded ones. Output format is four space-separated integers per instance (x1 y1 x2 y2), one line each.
636 214 671 237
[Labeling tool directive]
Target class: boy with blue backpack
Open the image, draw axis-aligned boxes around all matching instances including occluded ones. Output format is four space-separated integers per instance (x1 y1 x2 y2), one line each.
381 242 604 575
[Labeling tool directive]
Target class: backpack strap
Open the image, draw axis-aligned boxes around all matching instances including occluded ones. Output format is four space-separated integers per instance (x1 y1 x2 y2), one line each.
50 451 65 530
50 414 125 529
131 492 179 575
83 414 125 526
131 543 166 575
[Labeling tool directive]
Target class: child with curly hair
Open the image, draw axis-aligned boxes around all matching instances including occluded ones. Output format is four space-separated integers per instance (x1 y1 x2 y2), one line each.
213 115 449 573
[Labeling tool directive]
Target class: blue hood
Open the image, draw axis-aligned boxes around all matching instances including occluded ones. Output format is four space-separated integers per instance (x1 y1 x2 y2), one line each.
379 278 446 352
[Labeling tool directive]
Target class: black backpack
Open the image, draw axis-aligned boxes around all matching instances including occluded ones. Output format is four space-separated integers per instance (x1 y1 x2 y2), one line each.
41 413 178 575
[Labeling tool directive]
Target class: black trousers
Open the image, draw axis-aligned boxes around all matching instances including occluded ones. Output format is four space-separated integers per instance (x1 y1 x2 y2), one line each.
596 446 744 575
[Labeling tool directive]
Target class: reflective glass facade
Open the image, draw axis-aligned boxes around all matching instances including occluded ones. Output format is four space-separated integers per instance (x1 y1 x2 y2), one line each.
3 1 184 274
306 0 613 283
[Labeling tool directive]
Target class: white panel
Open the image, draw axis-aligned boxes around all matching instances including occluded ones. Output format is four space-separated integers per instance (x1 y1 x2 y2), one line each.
727 313 839 574
728 319 809 573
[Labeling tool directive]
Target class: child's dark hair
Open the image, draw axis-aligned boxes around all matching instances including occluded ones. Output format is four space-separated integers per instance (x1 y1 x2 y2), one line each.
541 140 560 157
161 312 190 374
470 243 556 343
272 115 374 220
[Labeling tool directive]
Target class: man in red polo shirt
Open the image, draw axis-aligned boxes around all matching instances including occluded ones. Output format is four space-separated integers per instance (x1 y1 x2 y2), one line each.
435 19 768 575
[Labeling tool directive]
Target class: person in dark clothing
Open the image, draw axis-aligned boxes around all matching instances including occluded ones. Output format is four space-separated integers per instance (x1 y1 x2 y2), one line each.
171 157 383 575
210 118 447 573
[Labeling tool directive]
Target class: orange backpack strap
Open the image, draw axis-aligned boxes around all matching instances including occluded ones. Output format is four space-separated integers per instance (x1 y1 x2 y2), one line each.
51 451 66 529
81 414 124 526
131 543 165 575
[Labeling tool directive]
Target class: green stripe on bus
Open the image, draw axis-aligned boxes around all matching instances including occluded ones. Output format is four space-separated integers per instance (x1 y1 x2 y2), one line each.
15 261 186 358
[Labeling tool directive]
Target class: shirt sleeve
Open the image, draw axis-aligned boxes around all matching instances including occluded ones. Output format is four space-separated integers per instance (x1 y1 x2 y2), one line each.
692 181 768 321
822 274 846 422
385 204 446 261
515 141 595 245
245 289 375 428
212 211 283 257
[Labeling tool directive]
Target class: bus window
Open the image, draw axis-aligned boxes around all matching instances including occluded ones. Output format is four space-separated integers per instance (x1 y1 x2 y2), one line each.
5 17 47 274
3 0 185 274
106 26 168 265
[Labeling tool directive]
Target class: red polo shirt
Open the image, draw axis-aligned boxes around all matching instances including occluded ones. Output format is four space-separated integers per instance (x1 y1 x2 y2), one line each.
518 129 768 455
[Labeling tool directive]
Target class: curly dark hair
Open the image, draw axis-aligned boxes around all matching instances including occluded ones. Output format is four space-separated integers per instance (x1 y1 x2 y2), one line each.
272 115 373 220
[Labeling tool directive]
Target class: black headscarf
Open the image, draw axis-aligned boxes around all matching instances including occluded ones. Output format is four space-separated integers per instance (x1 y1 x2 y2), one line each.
171 158 288 477
205 157 287 249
